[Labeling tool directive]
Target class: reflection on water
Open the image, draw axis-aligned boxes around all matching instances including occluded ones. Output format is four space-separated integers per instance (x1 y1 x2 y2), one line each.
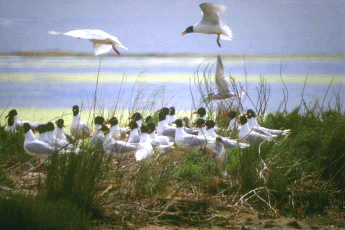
0 56 344 112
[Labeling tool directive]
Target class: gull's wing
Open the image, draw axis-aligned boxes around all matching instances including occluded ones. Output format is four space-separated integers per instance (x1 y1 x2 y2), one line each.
215 55 231 94
25 140 55 155
63 29 107 40
181 135 207 147
93 43 112 56
199 3 226 25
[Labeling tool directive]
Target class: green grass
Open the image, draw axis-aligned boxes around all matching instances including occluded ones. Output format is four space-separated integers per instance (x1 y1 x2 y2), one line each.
0 193 91 229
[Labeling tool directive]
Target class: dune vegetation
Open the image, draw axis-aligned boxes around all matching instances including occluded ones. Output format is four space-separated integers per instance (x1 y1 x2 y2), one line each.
0 63 344 229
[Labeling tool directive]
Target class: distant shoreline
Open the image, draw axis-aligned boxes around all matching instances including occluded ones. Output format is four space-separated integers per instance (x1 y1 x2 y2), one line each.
0 50 344 60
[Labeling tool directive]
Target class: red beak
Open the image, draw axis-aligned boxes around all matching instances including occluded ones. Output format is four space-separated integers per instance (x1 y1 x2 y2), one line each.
201 124 206 127
62 124 65 127
193 111 197 114
182 31 186 36
128 117 133 119
223 114 227 117
103 121 108 125
156 115 159 118
243 113 247 116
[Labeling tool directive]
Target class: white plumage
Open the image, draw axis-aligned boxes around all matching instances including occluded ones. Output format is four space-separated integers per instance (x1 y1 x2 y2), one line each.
48 29 127 55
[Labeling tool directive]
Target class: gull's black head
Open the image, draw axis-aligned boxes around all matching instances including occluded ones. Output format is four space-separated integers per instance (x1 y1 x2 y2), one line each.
239 116 248 125
161 107 170 116
174 119 183 128
56 119 64 129
108 117 118 127
195 107 206 117
6 109 18 118
7 116 14 127
156 111 166 122
227 111 237 120
100 125 110 134
145 116 152 123
36 124 47 134
72 105 79 116
46 122 55 132
169 107 175 115
147 123 156 134
131 112 142 121
216 136 223 143
206 120 215 130
23 123 32 133
182 26 194 35
128 120 138 130
247 109 256 119
140 125 150 134
196 118 206 128
94 116 105 125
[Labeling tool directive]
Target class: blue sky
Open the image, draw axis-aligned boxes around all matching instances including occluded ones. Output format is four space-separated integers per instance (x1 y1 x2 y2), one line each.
0 0 344 54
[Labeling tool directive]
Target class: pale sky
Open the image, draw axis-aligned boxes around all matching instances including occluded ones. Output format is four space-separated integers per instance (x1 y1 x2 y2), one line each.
0 0 344 54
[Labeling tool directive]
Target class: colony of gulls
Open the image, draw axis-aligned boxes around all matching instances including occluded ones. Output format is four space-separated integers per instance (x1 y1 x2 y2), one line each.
4 104 290 164
3 3 290 164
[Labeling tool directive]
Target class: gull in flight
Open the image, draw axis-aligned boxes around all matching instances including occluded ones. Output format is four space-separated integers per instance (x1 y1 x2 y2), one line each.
204 55 238 102
182 3 232 47
48 29 127 55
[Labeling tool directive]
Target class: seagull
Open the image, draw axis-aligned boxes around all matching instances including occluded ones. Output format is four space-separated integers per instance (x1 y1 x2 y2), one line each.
196 118 208 137
129 112 142 129
182 3 232 47
205 120 249 150
238 115 273 144
70 105 91 140
48 29 128 55
101 126 138 158
54 119 75 144
147 122 174 154
5 116 16 132
108 117 126 140
174 119 209 150
22 123 63 158
127 120 140 143
91 116 106 148
156 111 176 140
167 107 176 125
193 107 207 120
210 137 227 165
46 122 75 151
134 125 154 161
204 55 238 102
246 109 290 136
224 110 240 131
5 109 45 131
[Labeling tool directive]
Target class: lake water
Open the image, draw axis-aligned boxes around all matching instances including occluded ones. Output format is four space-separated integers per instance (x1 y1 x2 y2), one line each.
0 56 344 113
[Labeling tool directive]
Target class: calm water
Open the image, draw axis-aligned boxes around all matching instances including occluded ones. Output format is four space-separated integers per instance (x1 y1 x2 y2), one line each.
0 56 344 113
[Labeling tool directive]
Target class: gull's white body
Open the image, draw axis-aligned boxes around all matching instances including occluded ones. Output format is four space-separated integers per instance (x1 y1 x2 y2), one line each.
70 114 91 140
24 129 59 158
239 121 272 144
248 117 290 136
48 29 127 55
194 3 232 40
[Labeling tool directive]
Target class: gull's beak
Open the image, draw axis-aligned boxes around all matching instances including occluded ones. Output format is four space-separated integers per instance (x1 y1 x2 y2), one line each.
222 114 227 117
157 109 161 112
201 124 206 127
193 111 197 114
62 124 65 127
156 115 159 118
103 121 108 125
243 113 247 116
182 31 187 36
128 117 133 119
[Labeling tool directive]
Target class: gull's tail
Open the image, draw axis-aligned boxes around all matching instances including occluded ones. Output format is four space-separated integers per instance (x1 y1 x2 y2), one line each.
220 25 233 41
48 31 64 36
